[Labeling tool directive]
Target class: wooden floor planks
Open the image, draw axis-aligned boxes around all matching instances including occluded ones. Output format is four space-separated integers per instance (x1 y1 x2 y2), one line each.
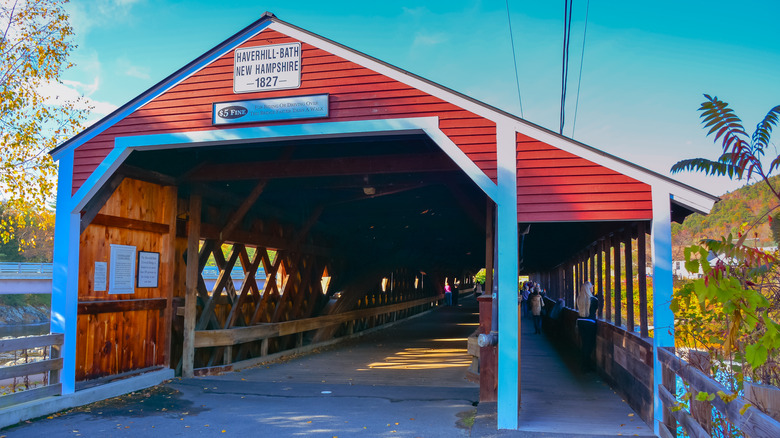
518 316 655 436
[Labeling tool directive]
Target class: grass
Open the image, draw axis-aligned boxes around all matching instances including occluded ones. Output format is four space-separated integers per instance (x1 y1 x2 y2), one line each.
0 294 50 308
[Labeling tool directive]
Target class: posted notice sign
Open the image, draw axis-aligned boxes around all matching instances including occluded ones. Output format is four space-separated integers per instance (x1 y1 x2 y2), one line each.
234 42 301 93
213 94 329 125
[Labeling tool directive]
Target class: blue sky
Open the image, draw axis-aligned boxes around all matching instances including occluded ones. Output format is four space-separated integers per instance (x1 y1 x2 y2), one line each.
60 0 780 197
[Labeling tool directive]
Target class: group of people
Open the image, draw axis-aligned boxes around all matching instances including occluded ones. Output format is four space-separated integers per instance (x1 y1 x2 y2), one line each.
520 281 546 334
519 280 601 336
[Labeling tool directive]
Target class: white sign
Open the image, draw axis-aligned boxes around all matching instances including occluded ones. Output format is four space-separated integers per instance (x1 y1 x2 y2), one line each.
234 42 301 93
109 244 136 294
137 251 160 288
213 94 328 125
94 262 107 292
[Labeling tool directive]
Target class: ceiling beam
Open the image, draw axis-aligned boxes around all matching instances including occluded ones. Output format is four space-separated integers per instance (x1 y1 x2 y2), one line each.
186 153 458 182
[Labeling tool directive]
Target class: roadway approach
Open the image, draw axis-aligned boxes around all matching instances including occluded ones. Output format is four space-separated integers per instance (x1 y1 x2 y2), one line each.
2 294 654 437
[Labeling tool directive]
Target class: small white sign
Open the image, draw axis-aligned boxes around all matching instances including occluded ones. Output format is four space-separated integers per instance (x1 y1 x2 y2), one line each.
137 251 160 288
234 42 301 93
109 244 136 294
94 262 107 292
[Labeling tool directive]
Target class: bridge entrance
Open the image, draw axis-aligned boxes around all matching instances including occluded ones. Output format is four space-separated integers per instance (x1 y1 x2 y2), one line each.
118 132 490 375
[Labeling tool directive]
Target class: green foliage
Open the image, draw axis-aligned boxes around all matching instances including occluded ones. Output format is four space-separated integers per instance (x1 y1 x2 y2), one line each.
0 293 49 307
672 96 780 435
672 95 780 184
474 268 486 285
673 175 780 251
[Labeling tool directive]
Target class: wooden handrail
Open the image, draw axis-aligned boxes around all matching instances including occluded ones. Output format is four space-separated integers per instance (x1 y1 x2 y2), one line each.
0 333 63 353
194 295 441 348
657 347 780 437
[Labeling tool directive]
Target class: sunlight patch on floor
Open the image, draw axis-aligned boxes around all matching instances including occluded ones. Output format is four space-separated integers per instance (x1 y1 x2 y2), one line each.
358 347 471 370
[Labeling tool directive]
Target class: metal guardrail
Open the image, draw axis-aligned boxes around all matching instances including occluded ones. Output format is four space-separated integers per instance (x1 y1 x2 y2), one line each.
0 263 53 275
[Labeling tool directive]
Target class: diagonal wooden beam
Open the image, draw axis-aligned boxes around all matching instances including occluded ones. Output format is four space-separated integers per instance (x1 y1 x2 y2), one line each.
196 244 241 330
80 172 126 234
225 247 263 329
187 153 458 182
220 180 268 241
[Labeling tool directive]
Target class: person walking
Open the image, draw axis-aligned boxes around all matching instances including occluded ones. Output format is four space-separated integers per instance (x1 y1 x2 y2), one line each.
529 289 543 334
444 283 452 306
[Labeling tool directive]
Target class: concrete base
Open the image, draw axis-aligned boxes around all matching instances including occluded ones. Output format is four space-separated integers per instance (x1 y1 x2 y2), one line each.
0 368 174 429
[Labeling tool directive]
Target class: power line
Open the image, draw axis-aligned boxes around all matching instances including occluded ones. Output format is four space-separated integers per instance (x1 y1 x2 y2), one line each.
505 0 524 119
571 0 590 139
559 0 573 135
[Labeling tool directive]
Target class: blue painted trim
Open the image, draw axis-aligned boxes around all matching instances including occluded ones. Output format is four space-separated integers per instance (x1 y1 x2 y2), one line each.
71 117 499 212
651 188 675 436
496 123 519 430
51 20 273 161
51 150 78 394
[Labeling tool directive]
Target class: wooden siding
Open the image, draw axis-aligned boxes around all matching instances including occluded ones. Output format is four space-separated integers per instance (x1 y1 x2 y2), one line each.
71 28 497 192
516 133 652 222
76 178 177 381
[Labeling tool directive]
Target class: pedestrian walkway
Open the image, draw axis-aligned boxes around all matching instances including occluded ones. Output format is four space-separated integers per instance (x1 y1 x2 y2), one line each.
472 315 655 437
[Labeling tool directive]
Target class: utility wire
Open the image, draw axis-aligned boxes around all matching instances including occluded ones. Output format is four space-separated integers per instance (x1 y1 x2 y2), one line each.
559 0 573 135
505 0 524 119
571 0 590 139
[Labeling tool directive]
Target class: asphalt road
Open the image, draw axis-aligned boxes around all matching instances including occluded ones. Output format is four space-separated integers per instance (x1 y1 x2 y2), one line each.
3 299 481 437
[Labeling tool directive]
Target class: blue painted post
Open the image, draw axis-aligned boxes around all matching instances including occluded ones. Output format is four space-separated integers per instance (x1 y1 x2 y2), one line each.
651 188 674 435
51 150 79 394
496 123 519 429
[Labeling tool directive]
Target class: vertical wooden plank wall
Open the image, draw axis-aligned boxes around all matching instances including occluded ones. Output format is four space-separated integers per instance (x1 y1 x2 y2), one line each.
76 178 177 381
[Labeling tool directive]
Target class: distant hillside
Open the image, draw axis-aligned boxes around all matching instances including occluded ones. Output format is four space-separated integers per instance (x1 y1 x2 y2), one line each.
672 175 780 258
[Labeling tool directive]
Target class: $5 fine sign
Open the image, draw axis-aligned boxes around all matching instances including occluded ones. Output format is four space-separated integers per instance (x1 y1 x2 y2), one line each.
233 42 302 93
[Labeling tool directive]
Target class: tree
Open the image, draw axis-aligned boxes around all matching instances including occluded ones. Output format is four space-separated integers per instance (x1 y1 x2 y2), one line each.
670 96 780 432
0 0 87 250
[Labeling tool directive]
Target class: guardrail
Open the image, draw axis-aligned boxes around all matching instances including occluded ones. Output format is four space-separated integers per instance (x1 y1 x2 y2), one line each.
192 294 442 374
0 333 63 408
657 347 780 438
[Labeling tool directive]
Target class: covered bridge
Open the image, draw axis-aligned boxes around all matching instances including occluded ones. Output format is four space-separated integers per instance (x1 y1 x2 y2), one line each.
50 12 718 432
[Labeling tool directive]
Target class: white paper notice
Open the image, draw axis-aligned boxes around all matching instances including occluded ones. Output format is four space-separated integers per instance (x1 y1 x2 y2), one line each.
94 262 107 291
109 244 136 294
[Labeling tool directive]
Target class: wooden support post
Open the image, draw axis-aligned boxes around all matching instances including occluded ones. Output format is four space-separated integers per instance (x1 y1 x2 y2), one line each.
182 193 202 378
689 350 712 434
485 200 495 296
605 237 612 323
162 187 178 367
223 346 233 365
625 227 635 333
589 245 595 285
49 343 61 386
637 221 649 338
613 233 622 328
597 240 603 318
662 354 678 437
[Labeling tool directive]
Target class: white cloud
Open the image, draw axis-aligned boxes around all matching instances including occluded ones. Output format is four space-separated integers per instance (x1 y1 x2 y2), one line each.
116 57 151 80
67 0 144 37
37 79 119 119
412 32 448 47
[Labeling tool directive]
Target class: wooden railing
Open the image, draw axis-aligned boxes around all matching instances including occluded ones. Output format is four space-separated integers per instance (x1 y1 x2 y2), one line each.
0 333 63 408
193 295 442 372
657 347 780 438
